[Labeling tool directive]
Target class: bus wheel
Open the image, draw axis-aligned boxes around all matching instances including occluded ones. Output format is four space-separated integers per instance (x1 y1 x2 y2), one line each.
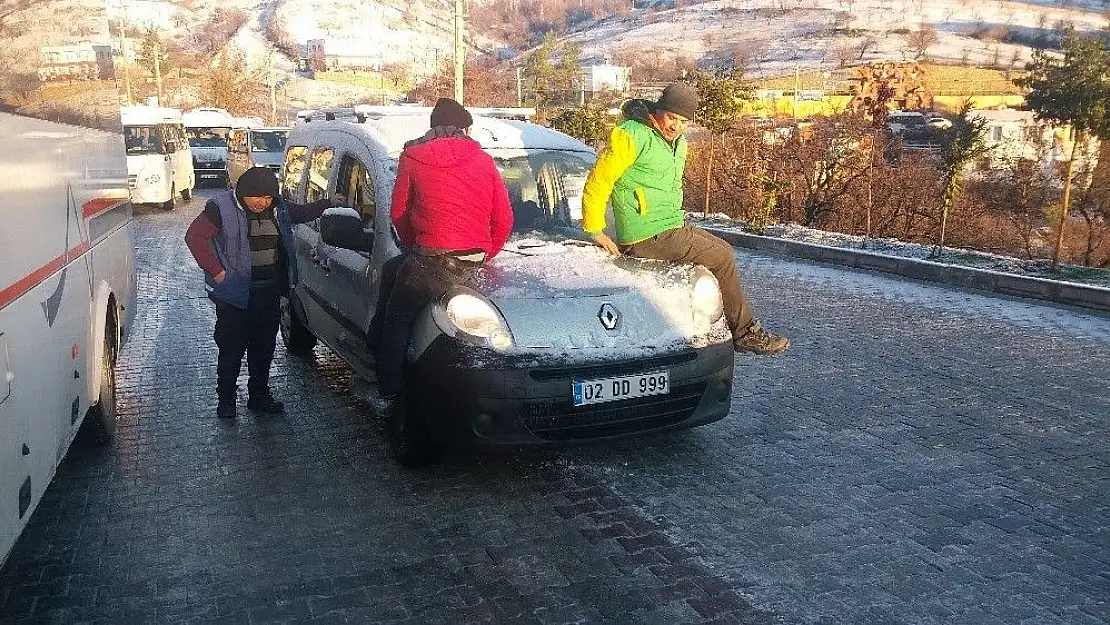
163 185 176 211
279 296 317 356
89 313 118 444
181 186 192 201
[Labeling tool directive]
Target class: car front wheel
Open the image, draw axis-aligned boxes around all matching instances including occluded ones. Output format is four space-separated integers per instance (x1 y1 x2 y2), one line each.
279 296 317 356
387 397 443 468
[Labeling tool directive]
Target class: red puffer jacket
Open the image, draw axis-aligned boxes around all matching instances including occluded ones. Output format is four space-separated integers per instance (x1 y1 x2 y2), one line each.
390 130 513 258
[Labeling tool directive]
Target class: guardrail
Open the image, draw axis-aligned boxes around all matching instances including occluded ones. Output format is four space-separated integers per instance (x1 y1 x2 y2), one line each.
705 227 1110 314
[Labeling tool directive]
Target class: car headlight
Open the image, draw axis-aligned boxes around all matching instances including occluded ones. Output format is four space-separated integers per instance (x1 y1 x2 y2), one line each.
691 268 723 331
441 292 513 351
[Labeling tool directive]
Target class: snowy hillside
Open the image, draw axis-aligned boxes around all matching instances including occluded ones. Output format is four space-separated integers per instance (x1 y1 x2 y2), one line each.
557 0 1110 76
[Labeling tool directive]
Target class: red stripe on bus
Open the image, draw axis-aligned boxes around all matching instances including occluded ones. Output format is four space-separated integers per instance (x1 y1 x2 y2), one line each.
82 197 126 219
0 242 92 311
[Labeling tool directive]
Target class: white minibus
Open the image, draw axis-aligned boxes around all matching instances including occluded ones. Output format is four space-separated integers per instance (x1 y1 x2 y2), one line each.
183 107 235 187
120 105 195 210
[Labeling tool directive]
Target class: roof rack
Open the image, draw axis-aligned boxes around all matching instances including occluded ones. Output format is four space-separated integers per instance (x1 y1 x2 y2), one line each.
295 105 537 124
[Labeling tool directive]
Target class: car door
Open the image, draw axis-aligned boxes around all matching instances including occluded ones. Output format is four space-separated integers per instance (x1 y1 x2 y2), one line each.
327 148 377 342
287 141 344 349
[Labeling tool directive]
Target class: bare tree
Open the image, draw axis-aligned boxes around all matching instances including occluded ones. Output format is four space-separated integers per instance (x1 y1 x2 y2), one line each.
907 24 939 60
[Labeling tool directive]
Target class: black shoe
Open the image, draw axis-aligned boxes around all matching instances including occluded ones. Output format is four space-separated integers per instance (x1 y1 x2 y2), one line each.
733 321 790 356
352 377 397 416
247 394 285 414
217 399 236 419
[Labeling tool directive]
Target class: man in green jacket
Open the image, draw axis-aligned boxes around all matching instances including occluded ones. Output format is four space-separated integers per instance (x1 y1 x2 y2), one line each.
581 82 790 355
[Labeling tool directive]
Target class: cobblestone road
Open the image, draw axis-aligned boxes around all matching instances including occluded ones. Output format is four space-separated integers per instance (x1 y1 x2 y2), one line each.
2 190 1108 624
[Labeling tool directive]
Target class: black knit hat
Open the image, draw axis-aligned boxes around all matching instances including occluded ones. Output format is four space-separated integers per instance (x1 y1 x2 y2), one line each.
235 166 280 200
429 97 473 129
656 82 698 120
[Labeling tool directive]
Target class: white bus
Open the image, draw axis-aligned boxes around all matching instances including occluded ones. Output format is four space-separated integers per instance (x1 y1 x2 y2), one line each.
0 112 137 567
183 107 235 187
120 105 195 210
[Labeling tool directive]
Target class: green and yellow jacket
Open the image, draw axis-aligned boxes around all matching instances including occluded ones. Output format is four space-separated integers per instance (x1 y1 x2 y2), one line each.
581 99 688 245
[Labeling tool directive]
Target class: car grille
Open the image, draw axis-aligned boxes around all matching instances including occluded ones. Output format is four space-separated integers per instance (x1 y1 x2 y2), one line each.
528 351 697 381
127 174 137 189
520 381 706 441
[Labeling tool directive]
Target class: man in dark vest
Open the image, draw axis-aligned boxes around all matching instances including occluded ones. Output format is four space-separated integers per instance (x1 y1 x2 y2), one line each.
185 166 343 419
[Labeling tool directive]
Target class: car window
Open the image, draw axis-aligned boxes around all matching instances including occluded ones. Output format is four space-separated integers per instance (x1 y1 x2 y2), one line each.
307 146 334 203
252 130 288 153
281 145 308 200
492 149 595 235
336 154 376 229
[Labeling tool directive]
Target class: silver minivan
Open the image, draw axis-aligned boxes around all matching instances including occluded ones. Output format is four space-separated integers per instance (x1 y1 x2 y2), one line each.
279 110 735 466
227 126 290 187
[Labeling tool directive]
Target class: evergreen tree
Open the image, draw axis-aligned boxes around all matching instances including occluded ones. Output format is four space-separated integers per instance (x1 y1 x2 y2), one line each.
935 103 990 256
692 68 751 215
1016 31 1110 268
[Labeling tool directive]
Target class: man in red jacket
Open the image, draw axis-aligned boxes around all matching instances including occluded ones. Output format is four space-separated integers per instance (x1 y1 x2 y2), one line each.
369 97 513 414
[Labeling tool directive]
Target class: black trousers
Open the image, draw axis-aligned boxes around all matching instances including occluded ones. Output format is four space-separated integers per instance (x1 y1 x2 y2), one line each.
623 226 754 340
213 285 281 400
377 253 480 395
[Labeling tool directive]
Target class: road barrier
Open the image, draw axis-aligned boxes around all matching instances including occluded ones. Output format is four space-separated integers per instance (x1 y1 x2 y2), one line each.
707 227 1110 314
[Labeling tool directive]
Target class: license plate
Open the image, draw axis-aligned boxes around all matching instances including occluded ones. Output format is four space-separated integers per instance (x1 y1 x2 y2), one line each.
572 370 669 407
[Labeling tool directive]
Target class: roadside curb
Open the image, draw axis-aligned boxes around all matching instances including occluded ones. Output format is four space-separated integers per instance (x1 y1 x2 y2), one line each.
705 227 1110 314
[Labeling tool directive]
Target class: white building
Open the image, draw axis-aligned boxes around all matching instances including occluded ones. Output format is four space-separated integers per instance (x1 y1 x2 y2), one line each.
38 42 114 81
582 64 631 95
970 108 1101 175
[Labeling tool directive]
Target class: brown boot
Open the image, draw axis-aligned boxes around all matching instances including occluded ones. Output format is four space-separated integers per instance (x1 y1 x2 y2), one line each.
733 321 790 356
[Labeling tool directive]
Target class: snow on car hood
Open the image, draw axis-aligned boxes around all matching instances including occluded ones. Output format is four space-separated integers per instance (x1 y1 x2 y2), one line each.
471 235 731 356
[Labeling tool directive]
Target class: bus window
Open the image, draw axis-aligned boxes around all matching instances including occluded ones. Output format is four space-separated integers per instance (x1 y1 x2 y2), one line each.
252 130 289 153
124 125 162 155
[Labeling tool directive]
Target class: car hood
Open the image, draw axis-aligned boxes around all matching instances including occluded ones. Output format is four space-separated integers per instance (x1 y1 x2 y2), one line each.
470 235 730 355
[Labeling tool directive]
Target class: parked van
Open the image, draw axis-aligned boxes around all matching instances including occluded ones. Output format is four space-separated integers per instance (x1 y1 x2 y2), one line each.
183 107 235 187
120 105 195 210
280 109 734 466
226 126 291 187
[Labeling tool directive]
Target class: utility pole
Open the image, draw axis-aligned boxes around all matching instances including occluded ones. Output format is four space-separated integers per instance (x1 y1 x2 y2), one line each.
118 23 132 104
269 54 277 125
516 66 523 107
453 0 465 103
153 34 163 105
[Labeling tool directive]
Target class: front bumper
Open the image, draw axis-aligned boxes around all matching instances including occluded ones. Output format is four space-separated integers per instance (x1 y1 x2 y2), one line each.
407 338 735 451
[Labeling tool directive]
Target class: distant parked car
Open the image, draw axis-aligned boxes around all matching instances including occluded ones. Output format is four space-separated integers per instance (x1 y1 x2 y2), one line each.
886 111 928 135
279 109 736 466
227 126 290 187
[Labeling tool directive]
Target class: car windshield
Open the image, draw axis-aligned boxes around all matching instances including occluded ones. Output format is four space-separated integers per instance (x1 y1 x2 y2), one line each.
186 127 230 148
251 130 288 152
124 125 163 155
492 149 596 237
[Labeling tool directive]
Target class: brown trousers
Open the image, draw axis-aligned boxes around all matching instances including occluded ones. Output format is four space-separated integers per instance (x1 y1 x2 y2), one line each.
623 226 754 339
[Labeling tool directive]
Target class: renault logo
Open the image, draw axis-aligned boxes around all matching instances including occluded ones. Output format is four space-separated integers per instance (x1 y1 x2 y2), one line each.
598 303 620 330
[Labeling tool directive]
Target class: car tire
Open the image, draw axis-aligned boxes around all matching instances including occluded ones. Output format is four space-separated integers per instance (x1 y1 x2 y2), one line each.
87 312 118 445
279 296 317 356
162 184 176 211
387 397 443 468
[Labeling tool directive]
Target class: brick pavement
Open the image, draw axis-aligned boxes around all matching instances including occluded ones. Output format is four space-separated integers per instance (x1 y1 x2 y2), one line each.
0 190 1107 624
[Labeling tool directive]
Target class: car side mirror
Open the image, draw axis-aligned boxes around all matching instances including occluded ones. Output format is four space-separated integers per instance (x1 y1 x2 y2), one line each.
321 207 372 252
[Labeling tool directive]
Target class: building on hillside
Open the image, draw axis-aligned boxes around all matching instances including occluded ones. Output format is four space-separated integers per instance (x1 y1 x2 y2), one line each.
302 37 446 77
581 64 631 97
38 42 114 82
969 108 1101 174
